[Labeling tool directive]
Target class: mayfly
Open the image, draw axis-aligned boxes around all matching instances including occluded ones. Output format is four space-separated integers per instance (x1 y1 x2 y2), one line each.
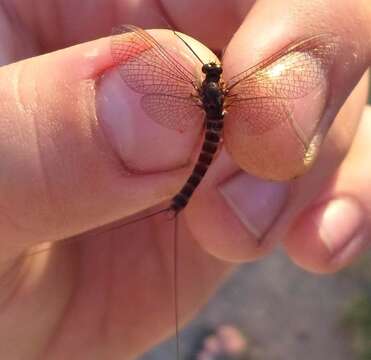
108 25 338 359
111 24 338 208
1 25 339 360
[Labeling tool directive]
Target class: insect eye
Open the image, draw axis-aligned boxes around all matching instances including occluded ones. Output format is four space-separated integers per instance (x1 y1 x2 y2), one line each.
201 64 209 73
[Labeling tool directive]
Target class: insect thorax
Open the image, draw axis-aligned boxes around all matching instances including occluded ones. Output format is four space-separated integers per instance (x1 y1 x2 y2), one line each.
201 79 225 119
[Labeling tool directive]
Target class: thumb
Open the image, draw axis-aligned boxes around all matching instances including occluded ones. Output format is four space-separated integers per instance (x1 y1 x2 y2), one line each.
0 32 206 248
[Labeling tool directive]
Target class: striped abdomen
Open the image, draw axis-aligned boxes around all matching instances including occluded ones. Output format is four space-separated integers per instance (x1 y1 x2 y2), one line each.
170 118 223 214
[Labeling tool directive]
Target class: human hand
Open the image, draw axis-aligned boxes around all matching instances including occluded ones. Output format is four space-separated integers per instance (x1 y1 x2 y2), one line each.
0 1 370 359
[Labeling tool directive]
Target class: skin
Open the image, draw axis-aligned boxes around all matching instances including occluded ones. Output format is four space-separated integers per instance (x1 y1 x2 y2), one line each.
0 0 370 359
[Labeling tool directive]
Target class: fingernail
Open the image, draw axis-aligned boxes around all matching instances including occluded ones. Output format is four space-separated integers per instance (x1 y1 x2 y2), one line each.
97 69 142 167
314 197 367 256
219 173 290 238
96 69 199 173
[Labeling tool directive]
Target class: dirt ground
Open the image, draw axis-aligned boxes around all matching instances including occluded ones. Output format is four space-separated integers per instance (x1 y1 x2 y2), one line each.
140 247 367 360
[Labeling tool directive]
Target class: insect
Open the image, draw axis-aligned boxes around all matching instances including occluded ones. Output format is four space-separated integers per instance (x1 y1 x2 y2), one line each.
111 25 338 216
1 25 339 360
109 25 338 359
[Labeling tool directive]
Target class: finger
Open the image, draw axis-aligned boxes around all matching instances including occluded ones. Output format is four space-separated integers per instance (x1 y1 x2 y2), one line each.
183 0 370 261
0 31 214 255
5 0 244 54
1 1 166 53
153 0 254 51
284 105 371 273
223 0 371 179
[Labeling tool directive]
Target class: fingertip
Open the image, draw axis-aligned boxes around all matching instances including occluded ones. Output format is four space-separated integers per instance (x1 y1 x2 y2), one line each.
222 0 370 182
184 151 289 262
95 28 223 174
284 196 370 273
0 33 201 246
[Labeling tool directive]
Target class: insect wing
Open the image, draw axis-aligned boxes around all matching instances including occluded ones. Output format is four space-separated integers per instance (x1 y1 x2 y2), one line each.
111 25 203 132
226 33 338 100
224 34 339 180
141 94 203 132
111 24 198 96
225 97 292 135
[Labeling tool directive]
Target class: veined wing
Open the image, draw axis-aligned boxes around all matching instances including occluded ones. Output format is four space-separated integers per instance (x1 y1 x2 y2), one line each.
111 24 203 132
141 94 203 132
111 24 199 97
226 33 338 101
223 34 339 180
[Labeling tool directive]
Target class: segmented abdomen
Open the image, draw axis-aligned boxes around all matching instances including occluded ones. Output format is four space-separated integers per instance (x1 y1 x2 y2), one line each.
170 118 223 214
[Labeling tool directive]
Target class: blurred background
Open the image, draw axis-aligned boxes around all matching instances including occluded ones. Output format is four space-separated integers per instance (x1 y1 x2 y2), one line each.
142 251 371 360
140 77 371 360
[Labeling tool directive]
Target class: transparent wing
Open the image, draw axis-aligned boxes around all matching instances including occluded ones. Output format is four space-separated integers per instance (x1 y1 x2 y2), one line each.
224 34 339 180
225 97 292 135
141 94 203 132
226 33 338 100
111 24 199 97
223 96 313 180
224 33 338 136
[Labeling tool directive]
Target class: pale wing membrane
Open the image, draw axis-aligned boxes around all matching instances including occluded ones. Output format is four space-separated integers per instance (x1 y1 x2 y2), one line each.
226 97 292 135
226 33 338 100
141 94 203 132
111 24 198 97
224 34 338 180
225 33 338 135
224 100 310 181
